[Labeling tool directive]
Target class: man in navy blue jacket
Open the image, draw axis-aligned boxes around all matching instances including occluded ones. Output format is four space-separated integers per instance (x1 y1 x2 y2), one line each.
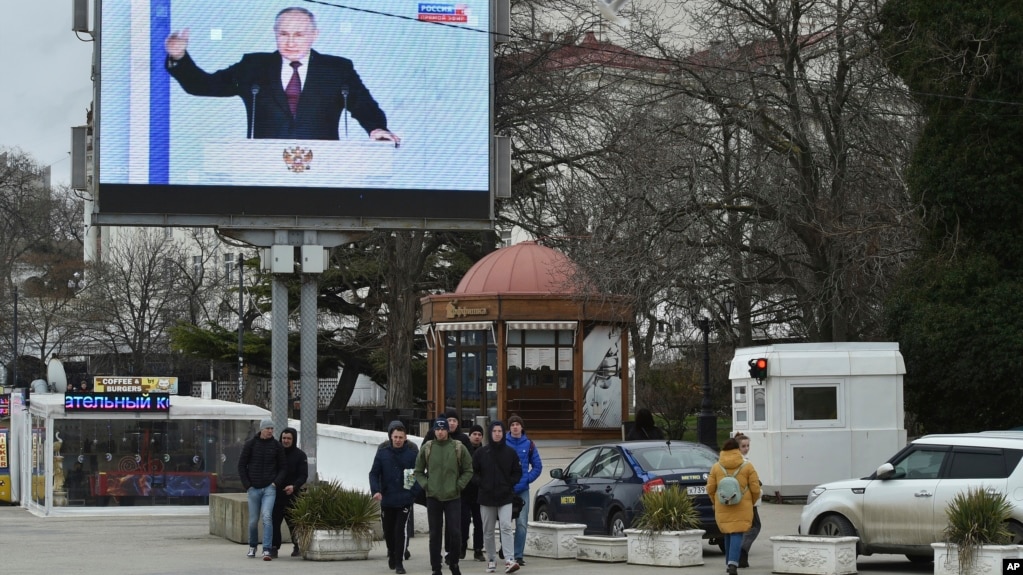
370 421 421 574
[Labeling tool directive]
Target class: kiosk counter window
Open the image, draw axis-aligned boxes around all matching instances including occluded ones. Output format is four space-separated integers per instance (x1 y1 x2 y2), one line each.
51 417 253 507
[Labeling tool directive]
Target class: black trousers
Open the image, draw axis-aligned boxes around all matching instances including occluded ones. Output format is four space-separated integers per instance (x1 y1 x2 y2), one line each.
382 505 413 565
427 497 462 570
271 490 298 550
461 496 483 552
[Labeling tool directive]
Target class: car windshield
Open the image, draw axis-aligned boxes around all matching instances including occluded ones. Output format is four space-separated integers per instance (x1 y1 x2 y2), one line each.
628 445 718 471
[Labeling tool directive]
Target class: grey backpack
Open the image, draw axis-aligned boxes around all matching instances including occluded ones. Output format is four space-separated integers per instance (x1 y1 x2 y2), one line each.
715 462 747 505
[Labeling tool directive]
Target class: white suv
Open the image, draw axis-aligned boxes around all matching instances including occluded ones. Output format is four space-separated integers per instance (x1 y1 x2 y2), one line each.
798 431 1023 562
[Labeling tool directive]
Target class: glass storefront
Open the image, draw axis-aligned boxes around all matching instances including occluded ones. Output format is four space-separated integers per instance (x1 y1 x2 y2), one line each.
46 417 252 508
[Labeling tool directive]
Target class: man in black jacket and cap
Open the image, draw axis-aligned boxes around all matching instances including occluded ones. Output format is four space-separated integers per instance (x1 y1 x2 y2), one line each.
238 418 286 560
271 427 308 558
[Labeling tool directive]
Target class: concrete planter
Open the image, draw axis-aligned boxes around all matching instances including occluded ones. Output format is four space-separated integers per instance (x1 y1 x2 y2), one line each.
302 529 374 561
931 542 1022 575
624 528 705 567
771 535 858 575
526 521 587 559
575 535 627 563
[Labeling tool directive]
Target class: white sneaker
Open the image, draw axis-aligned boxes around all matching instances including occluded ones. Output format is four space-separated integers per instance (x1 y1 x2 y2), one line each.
504 560 519 574
246 546 256 558
486 561 496 573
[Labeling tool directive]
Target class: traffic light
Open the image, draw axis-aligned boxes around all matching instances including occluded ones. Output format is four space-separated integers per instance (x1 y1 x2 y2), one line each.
748 358 768 380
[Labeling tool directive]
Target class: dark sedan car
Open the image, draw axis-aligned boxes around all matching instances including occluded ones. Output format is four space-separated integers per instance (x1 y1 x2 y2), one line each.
533 440 723 540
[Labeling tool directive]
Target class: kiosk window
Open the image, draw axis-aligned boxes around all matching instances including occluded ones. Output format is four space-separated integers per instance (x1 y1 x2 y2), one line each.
752 388 766 426
788 382 844 428
793 386 838 420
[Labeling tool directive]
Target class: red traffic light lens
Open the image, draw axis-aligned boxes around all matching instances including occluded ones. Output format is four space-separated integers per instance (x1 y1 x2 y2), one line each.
755 358 767 370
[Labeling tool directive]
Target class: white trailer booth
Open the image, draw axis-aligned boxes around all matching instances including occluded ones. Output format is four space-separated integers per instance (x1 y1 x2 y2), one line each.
729 343 907 499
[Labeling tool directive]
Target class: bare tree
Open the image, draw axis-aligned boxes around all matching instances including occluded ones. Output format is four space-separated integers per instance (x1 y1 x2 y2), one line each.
80 228 190 375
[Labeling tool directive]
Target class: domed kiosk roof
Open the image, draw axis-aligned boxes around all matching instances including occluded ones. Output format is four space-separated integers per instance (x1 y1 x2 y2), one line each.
456 241 585 294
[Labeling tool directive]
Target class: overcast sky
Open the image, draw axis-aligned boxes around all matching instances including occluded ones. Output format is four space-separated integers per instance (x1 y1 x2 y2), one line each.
1 4 93 186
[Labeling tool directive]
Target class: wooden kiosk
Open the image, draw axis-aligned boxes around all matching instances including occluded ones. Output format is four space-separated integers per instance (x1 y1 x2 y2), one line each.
420 242 633 441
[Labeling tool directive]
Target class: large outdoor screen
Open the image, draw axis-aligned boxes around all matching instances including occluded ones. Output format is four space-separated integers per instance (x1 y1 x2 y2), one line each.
97 1 492 225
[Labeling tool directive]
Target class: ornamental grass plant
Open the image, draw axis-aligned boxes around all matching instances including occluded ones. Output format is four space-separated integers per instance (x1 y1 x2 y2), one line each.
942 487 1012 575
288 479 380 551
631 484 700 532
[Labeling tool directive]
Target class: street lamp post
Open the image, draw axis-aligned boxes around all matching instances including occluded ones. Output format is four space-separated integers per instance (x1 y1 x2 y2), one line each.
695 316 716 450
237 253 245 403
694 299 734 451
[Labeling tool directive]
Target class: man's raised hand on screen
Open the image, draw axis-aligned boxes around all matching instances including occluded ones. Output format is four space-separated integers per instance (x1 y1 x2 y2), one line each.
370 129 401 147
165 29 190 61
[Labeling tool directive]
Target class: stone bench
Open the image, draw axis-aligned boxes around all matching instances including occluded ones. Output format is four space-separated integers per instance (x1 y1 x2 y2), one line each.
209 493 291 544
771 535 858 575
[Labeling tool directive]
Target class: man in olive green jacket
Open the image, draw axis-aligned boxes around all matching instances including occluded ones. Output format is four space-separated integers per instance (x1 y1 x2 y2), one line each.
415 418 473 575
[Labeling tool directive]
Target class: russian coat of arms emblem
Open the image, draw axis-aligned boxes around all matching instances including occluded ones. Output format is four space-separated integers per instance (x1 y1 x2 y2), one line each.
282 146 313 173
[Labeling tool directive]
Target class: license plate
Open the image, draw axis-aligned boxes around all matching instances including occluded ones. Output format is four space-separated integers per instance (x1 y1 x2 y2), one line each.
686 485 707 495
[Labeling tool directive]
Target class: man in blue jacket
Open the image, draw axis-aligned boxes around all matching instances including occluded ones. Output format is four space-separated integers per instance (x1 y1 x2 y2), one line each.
505 414 541 566
370 421 421 574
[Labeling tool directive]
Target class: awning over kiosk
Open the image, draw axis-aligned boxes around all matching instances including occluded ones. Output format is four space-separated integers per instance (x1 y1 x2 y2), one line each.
435 322 494 331
505 321 578 346
428 321 496 349
505 321 578 331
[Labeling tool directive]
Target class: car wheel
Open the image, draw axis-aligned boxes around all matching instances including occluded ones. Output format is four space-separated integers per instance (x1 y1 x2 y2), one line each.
905 554 932 563
812 514 856 538
1006 521 1023 544
535 503 550 522
608 510 626 537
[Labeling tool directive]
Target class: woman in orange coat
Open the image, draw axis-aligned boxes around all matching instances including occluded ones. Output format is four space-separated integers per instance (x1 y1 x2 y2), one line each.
706 437 761 575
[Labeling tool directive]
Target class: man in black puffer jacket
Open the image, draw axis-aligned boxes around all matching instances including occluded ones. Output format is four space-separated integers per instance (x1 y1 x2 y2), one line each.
238 418 286 561
472 421 522 574
271 427 308 558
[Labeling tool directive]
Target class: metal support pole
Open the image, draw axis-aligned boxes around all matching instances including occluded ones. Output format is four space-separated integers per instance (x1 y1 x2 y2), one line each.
300 275 319 481
12 286 18 388
237 253 245 402
696 317 718 451
271 276 289 431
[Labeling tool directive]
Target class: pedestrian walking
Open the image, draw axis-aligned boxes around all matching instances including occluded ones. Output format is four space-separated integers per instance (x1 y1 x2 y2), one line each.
464 423 485 561
238 418 286 561
473 420 522 574
270 427 308 558
415 418 474 575
505 414 541 566
707 437 761 575
735 433 762 568
370 421 421 574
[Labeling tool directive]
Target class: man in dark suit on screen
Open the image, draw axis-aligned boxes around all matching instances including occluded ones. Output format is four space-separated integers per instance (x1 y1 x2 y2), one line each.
164 6 400 143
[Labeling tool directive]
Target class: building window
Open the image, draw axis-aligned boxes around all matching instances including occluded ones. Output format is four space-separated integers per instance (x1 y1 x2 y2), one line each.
192 255 202 277
224 253 236 282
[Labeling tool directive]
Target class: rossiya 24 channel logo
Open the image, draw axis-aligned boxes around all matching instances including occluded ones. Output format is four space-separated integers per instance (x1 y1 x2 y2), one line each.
417 3 471 23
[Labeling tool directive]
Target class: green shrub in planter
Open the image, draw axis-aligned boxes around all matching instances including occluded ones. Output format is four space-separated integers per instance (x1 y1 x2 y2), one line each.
943 487 1012 574
288 480 381 552
632 485 700 532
